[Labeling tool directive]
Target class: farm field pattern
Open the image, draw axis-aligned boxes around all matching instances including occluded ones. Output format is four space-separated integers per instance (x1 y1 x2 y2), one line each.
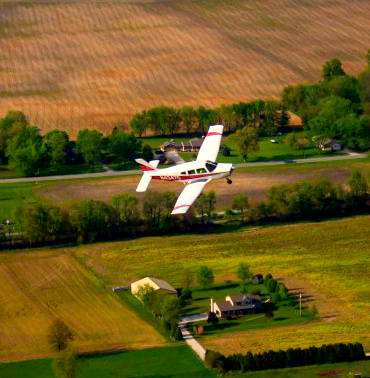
67 216 370 354
1 0 370 136
0 250 165 361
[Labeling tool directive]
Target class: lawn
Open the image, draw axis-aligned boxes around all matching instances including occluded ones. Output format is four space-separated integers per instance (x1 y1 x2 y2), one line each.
182 282 312 336
0 249 165 361
0 350 368 378
0 346 214 378
0 182 42 228
139 135 340 164
0 163 104 180
65 215 370 353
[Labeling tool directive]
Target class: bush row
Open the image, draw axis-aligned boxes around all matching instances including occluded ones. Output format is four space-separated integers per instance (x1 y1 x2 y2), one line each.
206 342 366 373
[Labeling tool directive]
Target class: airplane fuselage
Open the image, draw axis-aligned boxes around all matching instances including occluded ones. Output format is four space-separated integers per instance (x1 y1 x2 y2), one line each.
149 161 234 184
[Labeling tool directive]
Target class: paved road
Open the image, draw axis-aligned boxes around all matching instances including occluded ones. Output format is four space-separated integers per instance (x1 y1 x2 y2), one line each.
179 313 208 361
0 153 367 184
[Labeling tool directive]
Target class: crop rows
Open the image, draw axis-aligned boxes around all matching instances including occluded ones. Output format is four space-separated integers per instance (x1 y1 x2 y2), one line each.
0 0 369 136
0 250 164 360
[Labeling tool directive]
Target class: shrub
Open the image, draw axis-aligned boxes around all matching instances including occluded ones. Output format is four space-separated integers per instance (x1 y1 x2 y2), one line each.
308 303 319 318
265 310 274 318
181 288 192 300
251 288 261 295
207 311 219 324
205 350 226 372
223 146 231 156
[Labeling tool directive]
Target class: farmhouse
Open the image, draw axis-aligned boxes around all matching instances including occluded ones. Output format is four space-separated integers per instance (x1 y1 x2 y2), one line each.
160 141 180 152
211 294 262 318
131 277 177 297
160 137 204 153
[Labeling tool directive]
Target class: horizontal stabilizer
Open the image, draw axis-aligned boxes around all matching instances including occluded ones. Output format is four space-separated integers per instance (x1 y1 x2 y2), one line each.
135 159 159 171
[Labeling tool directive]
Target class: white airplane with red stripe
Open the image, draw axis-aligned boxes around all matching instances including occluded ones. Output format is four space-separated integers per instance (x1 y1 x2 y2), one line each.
135 125 235 215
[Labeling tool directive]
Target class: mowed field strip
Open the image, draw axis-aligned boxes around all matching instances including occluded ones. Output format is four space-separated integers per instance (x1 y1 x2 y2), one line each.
69 216 370 354
0 0 370 135
36 159 370 210
0 250 165 361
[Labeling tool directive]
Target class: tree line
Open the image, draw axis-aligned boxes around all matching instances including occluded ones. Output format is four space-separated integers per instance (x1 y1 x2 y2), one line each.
206 342 366 374
227 171 369 223
0 111 148 175
1 172 368 248
282 51 370 151
129 101 289 137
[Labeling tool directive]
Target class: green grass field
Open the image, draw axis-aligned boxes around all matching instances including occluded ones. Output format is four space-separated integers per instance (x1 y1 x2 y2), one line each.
0 350 368 378
0 182 41 226
68 215 370 354
0 163 104 180
0 346 214 378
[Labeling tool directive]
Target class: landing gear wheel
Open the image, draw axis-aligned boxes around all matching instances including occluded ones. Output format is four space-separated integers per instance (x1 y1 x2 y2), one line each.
227 179 233 185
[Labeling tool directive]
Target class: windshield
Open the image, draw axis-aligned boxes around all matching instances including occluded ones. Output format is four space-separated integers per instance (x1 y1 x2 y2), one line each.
205 160 218 172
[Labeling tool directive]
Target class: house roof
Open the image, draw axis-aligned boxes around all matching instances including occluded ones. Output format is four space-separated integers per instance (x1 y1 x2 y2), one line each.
146 277 177 293
227 294 261 302
215 300 256 312
160 141 179 149
132 276 177 293
189 137 203 147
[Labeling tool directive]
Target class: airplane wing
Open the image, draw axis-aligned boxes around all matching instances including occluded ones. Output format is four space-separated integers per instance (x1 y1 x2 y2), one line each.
196 124 224 163
171 179 210 215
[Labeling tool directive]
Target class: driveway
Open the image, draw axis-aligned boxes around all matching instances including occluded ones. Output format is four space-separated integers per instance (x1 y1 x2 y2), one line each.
179 312 208 361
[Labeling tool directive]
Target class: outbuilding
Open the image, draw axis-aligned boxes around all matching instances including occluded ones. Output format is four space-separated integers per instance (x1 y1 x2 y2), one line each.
131 277 177 297
252 274 264 284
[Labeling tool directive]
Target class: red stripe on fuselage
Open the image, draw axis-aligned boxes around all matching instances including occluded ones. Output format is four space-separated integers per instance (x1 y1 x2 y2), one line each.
151 171 228 181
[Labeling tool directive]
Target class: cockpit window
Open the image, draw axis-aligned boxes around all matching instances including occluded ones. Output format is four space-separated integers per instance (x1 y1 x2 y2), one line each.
188 169 195 175
205 161 218 172
196 168 207 174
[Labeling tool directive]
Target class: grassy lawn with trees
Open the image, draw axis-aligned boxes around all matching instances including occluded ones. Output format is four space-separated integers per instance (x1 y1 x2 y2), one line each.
0 346 214 378
181 282 313 337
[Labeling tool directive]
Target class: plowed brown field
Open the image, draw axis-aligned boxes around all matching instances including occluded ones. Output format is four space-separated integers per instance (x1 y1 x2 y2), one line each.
1 0 370 136
0 249 165 361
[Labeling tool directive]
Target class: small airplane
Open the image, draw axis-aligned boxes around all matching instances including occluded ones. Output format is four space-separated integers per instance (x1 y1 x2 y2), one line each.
135 125 235 215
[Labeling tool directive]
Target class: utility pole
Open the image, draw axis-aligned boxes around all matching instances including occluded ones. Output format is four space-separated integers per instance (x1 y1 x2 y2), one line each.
299 293 302 316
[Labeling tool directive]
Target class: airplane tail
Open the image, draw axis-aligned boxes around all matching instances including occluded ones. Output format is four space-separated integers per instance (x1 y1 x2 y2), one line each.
135 158 159 171
135 159 159 192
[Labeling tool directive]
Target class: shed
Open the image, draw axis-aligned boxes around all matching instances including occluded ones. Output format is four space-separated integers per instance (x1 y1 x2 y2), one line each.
252 274 263 284
131 277 177 297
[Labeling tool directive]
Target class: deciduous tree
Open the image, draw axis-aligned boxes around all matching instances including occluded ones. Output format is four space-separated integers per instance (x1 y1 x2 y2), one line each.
228 126 259 162
237 262 251 284
48 319 73 351
197 265 214 288
76 129 103 171
44 130 69 171
232 195 250 222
